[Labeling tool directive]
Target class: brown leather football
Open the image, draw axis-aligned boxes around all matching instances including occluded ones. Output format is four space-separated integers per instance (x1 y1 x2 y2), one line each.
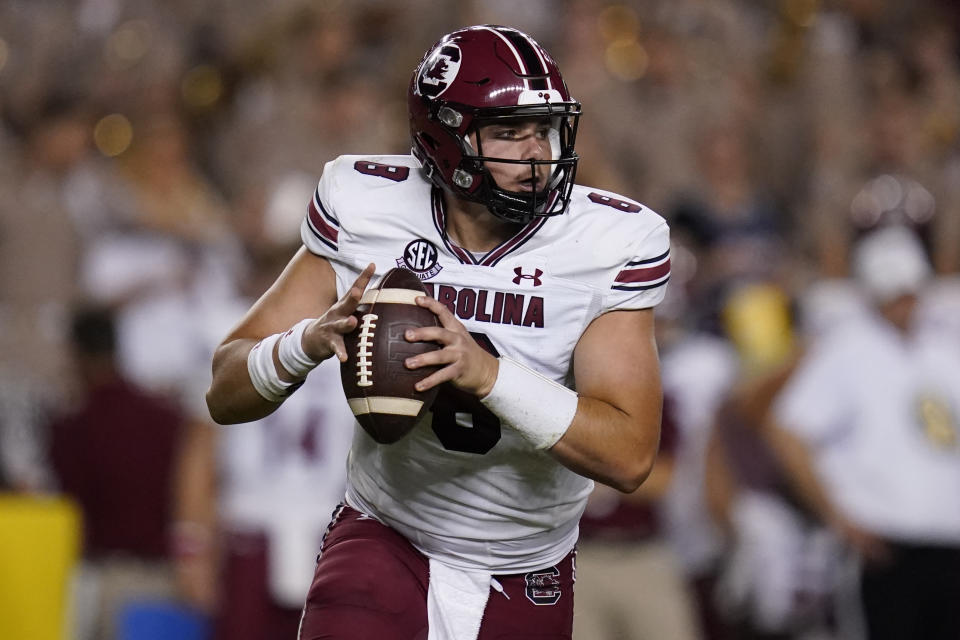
340 267 441 444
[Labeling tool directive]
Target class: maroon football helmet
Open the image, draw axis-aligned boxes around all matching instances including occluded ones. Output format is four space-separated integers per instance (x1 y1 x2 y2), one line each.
409 25 581 224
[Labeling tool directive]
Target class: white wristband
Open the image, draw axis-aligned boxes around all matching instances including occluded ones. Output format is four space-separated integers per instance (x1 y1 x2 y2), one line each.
247 333 295 403
480 357 578 450
277 319 320 378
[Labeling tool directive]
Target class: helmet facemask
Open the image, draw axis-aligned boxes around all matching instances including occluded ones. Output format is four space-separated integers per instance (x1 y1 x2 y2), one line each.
448 104 581 225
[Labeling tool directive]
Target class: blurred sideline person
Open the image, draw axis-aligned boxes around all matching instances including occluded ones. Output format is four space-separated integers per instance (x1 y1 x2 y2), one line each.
46 305 212 640
206 25 671 640
655 235 740 640
762 226 960 640
573 396 701 640
214 356 354 640
705 284 843 640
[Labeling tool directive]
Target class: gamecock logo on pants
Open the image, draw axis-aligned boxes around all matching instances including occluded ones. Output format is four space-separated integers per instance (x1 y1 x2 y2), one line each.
525 567 561 605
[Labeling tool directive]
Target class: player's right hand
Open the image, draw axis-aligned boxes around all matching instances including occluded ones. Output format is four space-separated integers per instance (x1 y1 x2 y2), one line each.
403 294 500 398
303 263 375 363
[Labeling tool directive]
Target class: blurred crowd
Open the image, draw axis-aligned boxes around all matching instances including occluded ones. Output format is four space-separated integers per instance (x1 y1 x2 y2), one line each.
1 1 959 639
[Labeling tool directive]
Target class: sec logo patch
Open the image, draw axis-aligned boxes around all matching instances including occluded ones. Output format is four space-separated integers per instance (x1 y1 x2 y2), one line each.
396 239 443 280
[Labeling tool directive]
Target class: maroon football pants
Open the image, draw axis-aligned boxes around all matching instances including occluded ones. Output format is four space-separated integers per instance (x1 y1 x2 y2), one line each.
298 505 575 640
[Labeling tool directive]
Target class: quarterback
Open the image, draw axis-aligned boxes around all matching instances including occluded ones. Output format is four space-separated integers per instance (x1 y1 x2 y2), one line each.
207 25 670 640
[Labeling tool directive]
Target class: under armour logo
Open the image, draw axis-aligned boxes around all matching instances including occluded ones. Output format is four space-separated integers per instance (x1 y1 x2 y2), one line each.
513 267 543 286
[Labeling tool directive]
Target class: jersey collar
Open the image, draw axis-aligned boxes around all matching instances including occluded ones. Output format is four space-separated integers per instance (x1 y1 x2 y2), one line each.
431 186 547 267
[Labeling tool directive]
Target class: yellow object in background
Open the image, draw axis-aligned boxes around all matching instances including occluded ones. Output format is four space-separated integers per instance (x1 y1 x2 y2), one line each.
722 282 796 377
0 494 81 640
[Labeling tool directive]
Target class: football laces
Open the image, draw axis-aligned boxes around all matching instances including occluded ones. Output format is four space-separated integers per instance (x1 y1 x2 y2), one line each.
356 313 378 387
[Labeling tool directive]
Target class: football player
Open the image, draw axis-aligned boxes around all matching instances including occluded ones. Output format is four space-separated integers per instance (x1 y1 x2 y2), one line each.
207 25 671 639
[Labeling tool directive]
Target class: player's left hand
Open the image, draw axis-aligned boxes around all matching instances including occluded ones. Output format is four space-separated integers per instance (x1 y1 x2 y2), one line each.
404 296 499 397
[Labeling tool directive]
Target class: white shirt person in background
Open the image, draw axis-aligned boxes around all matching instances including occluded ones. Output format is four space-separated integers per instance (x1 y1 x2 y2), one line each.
763 225 960 640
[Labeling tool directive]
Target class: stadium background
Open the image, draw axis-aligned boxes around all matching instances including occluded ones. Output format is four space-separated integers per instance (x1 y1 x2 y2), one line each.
0 1 958 639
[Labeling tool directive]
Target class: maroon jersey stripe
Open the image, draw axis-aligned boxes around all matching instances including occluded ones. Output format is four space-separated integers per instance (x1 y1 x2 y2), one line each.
482 216 548 266
615 258 671 283
432 187 478 265
308 199 339 244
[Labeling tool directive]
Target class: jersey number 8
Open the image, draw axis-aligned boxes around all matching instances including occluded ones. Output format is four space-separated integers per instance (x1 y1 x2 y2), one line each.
430 332 501 454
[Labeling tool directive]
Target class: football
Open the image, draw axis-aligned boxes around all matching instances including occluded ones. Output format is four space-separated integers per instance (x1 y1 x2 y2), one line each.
340 267 442 444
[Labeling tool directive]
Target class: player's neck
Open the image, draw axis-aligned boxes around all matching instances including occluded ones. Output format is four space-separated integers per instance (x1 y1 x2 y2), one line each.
445 195 522 253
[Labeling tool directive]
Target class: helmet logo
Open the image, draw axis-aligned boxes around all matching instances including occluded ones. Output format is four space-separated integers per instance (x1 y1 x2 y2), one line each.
417 44 462 98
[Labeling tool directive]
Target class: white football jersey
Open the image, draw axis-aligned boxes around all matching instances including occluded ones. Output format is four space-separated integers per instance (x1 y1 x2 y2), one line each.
219 357 356 605
774 312 960 544
300 154 670 573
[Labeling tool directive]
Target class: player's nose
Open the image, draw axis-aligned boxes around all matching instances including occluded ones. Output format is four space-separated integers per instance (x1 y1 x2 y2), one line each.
519 135 548 162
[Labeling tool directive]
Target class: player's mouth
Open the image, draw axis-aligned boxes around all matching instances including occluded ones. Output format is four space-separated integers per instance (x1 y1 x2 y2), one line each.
516 174 545 192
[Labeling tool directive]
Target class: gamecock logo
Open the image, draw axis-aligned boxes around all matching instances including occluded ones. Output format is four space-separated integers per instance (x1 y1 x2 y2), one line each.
525 567 562 605
417 44 462 98
512 267 543 286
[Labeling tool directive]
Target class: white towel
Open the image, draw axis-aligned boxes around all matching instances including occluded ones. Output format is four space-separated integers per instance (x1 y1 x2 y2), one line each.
427 559 492 640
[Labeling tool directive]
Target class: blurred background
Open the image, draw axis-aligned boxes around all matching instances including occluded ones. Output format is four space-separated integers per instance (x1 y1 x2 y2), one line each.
0 1 958 639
